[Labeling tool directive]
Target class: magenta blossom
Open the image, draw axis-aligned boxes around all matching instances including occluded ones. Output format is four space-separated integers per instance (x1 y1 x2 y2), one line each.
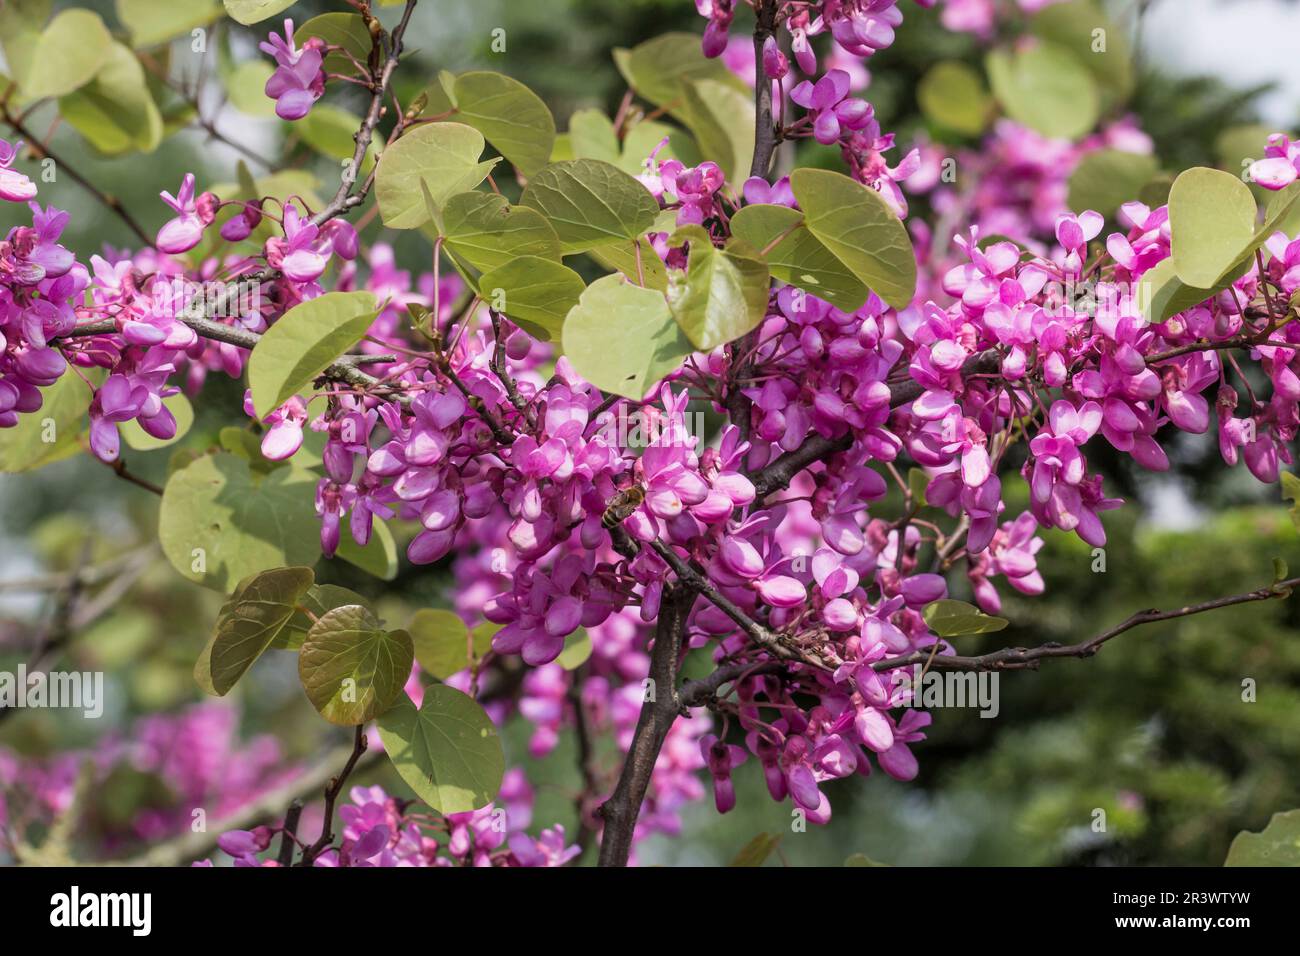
260 19 326 121
157 174 215 255
0 139 36 203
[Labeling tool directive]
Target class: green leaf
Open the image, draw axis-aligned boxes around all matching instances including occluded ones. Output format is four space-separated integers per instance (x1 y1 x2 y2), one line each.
334 517 398 581
666 226 769 350
159 453 321 591
1137 257 1217 325
1031 0 1133 106
116 0 221 48
731 203 868 310
58 42 164 155
272 584 369 650
439 191 561 272
922 599 1010 637
1264 183 1300 243
789 168 917 310
479 256 586 342
907 468 929 507
247 291 379 419
678 78 755 189
562 274 694 399
299 605 414 725
375 122 497 229
0 0 51 100
1067 149 1159 218
377 687 505 814
448 71 556 178
1273 557 1289 584
917 61 991 137
408 609 492 679
613 32 745 111
567 109 620 164
295 13 371 73
201 566 315 695
22 9 112 100
223 60 277 118
986 41 1099 141
555 627 592 671
1281 472 1300 532
0 369 100 474
119 392 192 451
589 236 670 292
1225 809 1300 866
519 159 660 254
222 0 295 26
730 833 781 867
1168 167 1259 288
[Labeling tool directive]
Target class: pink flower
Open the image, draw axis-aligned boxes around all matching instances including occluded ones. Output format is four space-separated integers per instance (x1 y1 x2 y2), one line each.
0 139 36 203
260 19 326 121
156 174 214 254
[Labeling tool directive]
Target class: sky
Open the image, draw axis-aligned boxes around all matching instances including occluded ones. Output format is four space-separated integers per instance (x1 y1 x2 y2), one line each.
1144 0 1300 127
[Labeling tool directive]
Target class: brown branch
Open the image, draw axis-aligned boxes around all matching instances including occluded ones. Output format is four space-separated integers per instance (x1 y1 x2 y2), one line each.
106 458 164 496
276 800 303 866
645 537 831 671
874 576 1300 674
567 668 601 859
298 725 368 866
749 0 781 179
597 584 692 866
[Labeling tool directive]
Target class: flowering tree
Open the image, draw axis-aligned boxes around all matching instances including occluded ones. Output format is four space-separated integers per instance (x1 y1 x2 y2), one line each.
3 0 1300 868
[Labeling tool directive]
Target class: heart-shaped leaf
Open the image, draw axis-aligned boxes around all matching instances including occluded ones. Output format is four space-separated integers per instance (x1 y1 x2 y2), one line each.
375 122 498 229
197 566 315 695
59 41 163 154
479 256 586 342
377 687 505 814
917 61 991 136
294 13 370 73
666 226 769 350
562 274 694 399
731 203 869 309
520 159 660 254
222 0 294 26
247 291 378 419
299 605 414 726
789 168 916 310
986 41 1099 141
159 453 321 590
439 191 561 272
1225 809 1300 866
447 71 556 177
408 609 494 679
1169 167 1258 288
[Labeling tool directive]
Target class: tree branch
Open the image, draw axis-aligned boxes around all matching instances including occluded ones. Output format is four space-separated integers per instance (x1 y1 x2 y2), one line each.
596 585 692 866
874 576 1300 673
298 725 368 866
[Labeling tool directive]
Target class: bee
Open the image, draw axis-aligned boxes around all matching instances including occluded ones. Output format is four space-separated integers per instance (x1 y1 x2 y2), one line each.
602 484 646 529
